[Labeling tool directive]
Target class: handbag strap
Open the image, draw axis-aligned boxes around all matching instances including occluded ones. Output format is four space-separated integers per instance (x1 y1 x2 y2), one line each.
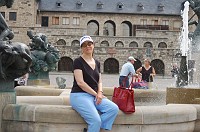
121 72 131 87
121 73 136 90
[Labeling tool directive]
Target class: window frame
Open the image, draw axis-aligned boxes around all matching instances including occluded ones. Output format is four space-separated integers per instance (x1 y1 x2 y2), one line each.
52 16 60 25
9 12 17 21
73 17 80 25
62 17 70 25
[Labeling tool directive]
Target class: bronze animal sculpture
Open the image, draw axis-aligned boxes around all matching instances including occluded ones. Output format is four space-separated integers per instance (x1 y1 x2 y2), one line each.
27 31 59 79
0 0 32 82
0 41 32 80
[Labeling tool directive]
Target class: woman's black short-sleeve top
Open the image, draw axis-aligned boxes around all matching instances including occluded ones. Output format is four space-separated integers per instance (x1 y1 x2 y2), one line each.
141 66 153 82
71 56 100 93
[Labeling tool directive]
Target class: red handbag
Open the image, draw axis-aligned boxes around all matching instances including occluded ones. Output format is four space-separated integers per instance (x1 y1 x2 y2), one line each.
112 74 135 114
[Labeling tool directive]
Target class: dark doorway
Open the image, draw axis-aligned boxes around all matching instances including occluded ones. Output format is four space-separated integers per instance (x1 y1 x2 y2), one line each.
41 16 49 27
133 59 142 71
151 59 165 75
104 58 119 74
58 57 73 72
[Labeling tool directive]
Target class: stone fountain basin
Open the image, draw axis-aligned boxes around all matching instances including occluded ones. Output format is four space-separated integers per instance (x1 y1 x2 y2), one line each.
2 104 197 132
15 86 166 106
6 86 199 132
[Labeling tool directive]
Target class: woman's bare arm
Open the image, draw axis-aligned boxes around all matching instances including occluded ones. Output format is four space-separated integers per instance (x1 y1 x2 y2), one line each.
98 73 103 93
74 69 97 96
136 67 142 76
151 67 156 76
96 73 103 105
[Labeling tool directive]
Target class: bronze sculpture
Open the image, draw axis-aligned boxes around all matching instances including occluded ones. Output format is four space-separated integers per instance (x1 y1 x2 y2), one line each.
0 0 32 81
27 31 59 79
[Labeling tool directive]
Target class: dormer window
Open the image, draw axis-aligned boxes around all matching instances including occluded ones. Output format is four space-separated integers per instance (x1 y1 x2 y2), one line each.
97 1 103 9
56 1 61 7
158 3 164 11
76 1 82 9
117 2 124 10
137 3 144 11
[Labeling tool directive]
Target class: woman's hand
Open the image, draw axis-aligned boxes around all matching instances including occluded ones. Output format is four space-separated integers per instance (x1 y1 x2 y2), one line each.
95 91 103 105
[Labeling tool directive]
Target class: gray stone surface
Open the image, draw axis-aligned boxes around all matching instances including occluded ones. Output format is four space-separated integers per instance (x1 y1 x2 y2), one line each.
0 92 15 132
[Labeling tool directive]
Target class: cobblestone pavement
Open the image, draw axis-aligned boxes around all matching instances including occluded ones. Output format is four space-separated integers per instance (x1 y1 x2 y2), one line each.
49 72 176 90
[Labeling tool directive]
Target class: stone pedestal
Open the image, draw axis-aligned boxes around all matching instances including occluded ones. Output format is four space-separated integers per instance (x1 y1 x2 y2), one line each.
0 92 16 132
0 80 16 132
27 79 50 86
28 72 50 85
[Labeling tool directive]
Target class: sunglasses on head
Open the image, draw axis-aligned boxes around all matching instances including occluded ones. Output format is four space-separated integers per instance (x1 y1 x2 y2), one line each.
81 42 93 47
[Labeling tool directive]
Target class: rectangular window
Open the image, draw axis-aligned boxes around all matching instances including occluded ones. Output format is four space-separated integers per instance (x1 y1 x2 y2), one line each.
52 17 59 25
9 12 17 21
1 12 5 18
62 17 70 25
41 16 49 27
73 17 80 25
151 20 158 25
140 19 147 25
162 20 169 25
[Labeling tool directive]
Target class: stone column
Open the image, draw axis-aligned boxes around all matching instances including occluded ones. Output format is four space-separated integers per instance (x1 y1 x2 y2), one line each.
0 80 16 132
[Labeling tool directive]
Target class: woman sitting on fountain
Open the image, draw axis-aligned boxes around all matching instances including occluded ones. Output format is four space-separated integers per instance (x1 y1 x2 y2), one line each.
70 35 119 132
136 59 156 89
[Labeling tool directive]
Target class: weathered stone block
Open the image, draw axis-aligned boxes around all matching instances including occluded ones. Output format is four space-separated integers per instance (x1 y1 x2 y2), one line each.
0 92 16 132
166 88 200 104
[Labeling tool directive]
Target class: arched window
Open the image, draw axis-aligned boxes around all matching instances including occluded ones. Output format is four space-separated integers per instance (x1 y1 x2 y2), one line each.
58 57 73 72
121 21 132 36
144 42 153 48
100 41 109 47
71 40 80 47
115 41 124 47
151 59 165 75
158 42 167 48
103 20 116 36
56 39 66 45
87 20 99 35
104 58 119 73
129 41 138 47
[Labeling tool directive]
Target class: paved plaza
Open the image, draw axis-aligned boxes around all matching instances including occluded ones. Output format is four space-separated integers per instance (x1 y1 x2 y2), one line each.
49 72 176 90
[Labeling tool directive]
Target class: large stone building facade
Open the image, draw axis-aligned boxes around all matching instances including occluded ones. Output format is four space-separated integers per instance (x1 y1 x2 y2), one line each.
1 0 193 75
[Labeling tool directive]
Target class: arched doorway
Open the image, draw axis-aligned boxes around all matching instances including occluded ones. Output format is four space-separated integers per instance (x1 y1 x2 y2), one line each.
151 59 165 75
133 59 142 71
104 58 119 74
58 57 73 72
